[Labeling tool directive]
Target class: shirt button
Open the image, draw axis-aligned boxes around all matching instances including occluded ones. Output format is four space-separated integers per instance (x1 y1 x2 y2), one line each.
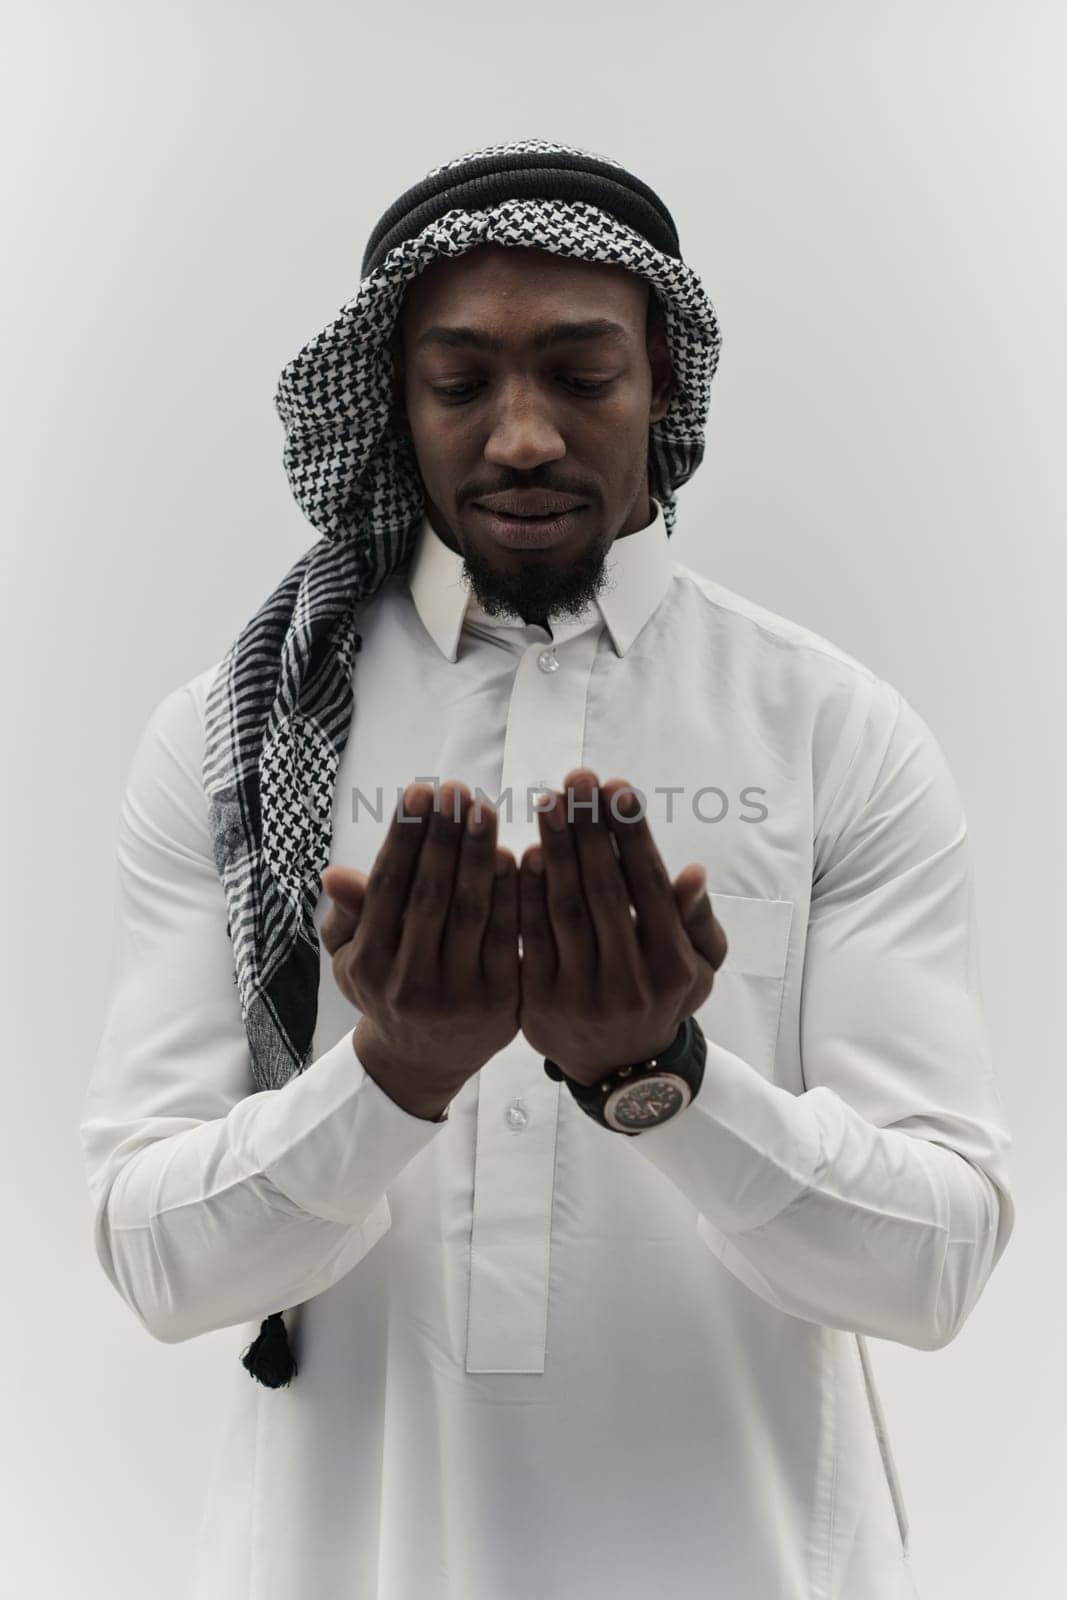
504 1099 529 1131
537 648 559 674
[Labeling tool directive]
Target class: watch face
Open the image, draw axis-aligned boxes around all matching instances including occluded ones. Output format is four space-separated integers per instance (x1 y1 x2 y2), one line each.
603 1072 693 1133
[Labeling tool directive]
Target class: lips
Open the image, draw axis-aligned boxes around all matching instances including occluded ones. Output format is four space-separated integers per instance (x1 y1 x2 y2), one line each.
473 494 586 519
473 503 585 549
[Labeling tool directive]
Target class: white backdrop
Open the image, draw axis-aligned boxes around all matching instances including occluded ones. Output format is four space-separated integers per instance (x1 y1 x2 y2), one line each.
3 2 1062 1595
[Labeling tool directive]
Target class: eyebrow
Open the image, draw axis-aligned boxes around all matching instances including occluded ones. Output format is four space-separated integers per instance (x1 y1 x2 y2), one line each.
413 318 631 355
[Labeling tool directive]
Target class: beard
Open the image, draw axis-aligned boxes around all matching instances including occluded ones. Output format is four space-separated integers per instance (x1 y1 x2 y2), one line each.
458 527 617 627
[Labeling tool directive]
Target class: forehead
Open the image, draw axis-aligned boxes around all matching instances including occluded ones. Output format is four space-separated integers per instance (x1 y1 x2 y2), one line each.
398 243 647 334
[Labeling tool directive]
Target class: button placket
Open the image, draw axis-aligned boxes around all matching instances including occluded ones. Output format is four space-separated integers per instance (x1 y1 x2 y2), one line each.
465 624 602 1375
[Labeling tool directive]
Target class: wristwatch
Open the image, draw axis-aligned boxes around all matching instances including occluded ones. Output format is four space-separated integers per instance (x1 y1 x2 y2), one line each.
543 1015 707 1135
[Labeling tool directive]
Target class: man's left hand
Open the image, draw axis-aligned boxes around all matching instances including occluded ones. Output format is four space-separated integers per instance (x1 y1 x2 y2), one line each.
518 769 729 1087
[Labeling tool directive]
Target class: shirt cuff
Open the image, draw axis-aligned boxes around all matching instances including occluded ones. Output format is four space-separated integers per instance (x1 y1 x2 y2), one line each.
629 1038 822 1234
227 1028 449 1225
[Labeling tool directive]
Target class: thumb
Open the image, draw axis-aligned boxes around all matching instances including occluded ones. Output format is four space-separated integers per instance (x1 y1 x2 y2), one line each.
320 864 368 907
319 866 369 957
674 865 729 971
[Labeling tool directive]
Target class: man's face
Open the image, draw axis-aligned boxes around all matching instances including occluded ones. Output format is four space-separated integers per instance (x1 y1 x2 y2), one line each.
391 244 675 626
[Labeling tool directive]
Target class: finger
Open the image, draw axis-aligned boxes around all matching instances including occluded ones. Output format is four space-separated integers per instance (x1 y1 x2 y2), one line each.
560 768 642 975
394 781 469 970
535 787 597 982
518 845 556 1005
482 849 520 993
360 781 435 957
443 797 501 976
601 778 680 960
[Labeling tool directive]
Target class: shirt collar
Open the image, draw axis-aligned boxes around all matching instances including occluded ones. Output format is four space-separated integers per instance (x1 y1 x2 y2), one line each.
406 497 672 662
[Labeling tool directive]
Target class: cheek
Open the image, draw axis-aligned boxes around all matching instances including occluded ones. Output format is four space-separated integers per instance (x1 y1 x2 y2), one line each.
582 401 648 456
409 399 468 442
406 411 463 473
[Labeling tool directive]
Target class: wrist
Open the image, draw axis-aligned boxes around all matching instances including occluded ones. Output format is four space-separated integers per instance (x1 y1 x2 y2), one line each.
544 1017 706 1136
549 1025 686 1088
550 1030 675 1081
351 1019 455 1123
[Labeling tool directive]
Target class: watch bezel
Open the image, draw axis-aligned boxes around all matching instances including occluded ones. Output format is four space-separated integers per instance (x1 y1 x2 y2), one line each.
601 1069 695 1132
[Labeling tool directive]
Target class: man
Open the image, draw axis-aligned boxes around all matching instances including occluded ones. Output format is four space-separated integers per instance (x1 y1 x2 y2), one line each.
81 140 1014 1599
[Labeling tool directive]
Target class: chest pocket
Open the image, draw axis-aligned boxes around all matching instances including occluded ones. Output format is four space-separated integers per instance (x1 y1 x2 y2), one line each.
698 893 794 1081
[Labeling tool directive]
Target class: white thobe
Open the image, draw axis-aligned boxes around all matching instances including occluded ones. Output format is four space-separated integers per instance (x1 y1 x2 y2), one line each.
81 497 1014 1598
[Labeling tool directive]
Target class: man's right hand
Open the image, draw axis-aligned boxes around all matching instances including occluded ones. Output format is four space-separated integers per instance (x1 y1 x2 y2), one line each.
320 781 520 1120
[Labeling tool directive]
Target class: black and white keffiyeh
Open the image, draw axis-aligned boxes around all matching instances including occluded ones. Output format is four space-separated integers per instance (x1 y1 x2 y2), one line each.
203 137 723 1386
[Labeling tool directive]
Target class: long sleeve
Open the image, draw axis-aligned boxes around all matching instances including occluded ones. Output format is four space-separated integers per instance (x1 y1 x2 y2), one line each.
633 677 1016 1351
80 681 447 1346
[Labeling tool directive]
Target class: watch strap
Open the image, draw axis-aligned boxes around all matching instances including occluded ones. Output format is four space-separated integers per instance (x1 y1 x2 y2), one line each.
544 1016 707 1134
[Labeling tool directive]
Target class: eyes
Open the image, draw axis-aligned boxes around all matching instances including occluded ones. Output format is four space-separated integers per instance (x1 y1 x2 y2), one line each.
428 377 613 404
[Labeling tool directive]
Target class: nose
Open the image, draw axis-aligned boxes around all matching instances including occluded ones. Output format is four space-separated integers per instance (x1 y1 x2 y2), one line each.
483 379 566 472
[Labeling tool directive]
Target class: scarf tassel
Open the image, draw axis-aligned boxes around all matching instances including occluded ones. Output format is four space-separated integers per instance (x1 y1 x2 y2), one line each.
240 1312 298 1388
